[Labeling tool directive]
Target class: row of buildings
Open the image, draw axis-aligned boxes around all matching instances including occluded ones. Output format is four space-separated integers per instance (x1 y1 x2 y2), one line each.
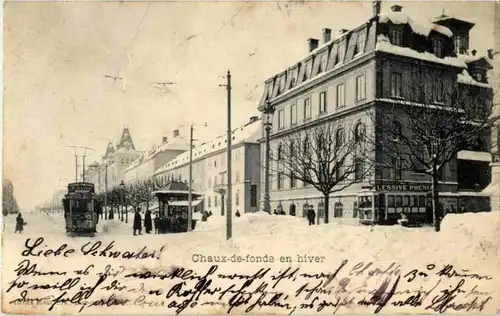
85 1 499 219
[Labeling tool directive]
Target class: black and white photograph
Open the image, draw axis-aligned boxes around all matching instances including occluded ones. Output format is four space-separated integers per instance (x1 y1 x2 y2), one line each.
2 0 500 314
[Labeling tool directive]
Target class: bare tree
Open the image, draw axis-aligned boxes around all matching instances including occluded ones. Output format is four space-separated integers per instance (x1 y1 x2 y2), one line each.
270 120 371 224
367 65 498 231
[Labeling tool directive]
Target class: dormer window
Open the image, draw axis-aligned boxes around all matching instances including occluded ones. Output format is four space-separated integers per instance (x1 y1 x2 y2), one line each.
474 72 483 82
453 33 469 54
389 28 403 46
432 38 443 58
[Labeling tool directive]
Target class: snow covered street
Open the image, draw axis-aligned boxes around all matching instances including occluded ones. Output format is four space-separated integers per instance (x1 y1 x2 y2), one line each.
2 211 499 315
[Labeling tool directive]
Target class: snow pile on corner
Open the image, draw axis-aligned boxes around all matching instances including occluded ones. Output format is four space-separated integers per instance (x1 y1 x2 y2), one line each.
376 35 467 68
457 69 491 88
379 11 453 38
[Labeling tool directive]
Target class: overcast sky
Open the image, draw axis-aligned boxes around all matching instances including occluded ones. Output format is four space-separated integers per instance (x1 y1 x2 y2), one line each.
3 1 495 211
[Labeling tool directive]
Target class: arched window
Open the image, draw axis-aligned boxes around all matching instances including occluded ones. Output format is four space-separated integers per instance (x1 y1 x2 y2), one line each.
353 201 358 218
354 123 366 143
335 128 345 148
391 120 403 142
334 202 343 218
317 202 325 218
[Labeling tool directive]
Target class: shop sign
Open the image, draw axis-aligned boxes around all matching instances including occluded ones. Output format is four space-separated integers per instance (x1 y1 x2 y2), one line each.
375 182 432 192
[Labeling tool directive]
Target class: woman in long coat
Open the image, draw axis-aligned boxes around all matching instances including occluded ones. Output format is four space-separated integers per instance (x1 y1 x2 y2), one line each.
133 208 142 236
144 210 153 234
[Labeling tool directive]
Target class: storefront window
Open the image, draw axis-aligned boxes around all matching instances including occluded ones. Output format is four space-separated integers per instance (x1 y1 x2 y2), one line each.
388 195 395 207
403 195 410 207
395 196 402 207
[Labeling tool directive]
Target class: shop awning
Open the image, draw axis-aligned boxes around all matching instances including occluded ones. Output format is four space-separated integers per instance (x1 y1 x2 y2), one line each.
168 200 203 207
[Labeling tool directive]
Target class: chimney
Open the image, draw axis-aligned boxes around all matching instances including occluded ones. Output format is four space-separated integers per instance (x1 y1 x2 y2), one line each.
487 49 494 59
308 38 319 52
162 136 168 143
339 29 348 35
391 5 402 12
322 28 332 43
173 129 179 138
471 49 477 56
372 0 381 17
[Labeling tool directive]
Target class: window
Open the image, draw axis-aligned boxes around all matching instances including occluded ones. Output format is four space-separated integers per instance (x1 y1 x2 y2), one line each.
391 72 402 97
208 177 211 188
338 41 346 64
434 79 444 103
353 202 358 218
388 195 395 207
432 38 443 58
334 202 343 218
319 91 327 114
235 171 240 183
277 109 284 130
290 172 296 188
356 32 366 55
235 191 240 206
336 83 345 108
419 196 426 207
335 128 345 148
391 120 403 142
354 123 365 143
395 196 402 207
403 195 410 207
389 28 402 46
278 172 284 189
356 75 366 101
290 103 297 125
250 185 257 207
304 98 312 120
208 197 212 207
454 34 468 54
391 156 402 180
354 158 365 180
336 159 345 182
475 72 483 82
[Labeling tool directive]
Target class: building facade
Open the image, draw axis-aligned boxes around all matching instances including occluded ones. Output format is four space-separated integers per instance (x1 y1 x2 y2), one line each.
154 117 262 215
124 129 190 184
86 127 143 193
258 2 494 219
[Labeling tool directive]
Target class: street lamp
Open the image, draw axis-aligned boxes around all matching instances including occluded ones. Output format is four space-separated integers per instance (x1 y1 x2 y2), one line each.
119 181 125 222
262 100 275 214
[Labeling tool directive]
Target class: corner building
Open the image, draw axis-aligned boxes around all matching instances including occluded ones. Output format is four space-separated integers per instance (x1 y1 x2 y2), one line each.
258 2 494 220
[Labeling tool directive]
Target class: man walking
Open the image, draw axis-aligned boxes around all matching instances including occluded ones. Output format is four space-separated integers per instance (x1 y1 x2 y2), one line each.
307 206 316 226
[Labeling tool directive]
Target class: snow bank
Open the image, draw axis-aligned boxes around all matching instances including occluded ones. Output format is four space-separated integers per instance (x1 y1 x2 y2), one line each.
379 12 453 38
2 211 499 314
376 35 467 68
457 69 491 88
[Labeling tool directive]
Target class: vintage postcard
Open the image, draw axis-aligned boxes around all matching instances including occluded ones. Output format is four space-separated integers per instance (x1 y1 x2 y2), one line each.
2 0 500 314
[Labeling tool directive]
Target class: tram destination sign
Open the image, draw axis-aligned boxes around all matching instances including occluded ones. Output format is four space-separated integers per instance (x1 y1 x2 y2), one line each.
375 183 432 192
68 183 95 194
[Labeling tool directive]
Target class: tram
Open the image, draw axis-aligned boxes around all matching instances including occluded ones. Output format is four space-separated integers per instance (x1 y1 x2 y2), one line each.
357 186 429 225
62 182 98 237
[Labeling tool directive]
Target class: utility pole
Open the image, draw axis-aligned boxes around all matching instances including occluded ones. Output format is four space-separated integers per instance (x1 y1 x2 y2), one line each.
187 124 194 232
66 146 95 183
221 70 233 240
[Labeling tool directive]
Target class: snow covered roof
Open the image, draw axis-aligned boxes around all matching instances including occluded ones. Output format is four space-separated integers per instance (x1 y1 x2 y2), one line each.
457 70 491 88
154 118 261 175
126 136 190 171
378 11 453 37
375 35 467 68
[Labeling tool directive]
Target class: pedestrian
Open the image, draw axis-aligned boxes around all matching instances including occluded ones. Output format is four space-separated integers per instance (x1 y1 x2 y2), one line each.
273 209 278 215
306 207 316 226
235 210 241 217
144 210 153 234
133 207 142 236
202 211 208 222
15 213 25 233
154 213 160 234
208 210 213 217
